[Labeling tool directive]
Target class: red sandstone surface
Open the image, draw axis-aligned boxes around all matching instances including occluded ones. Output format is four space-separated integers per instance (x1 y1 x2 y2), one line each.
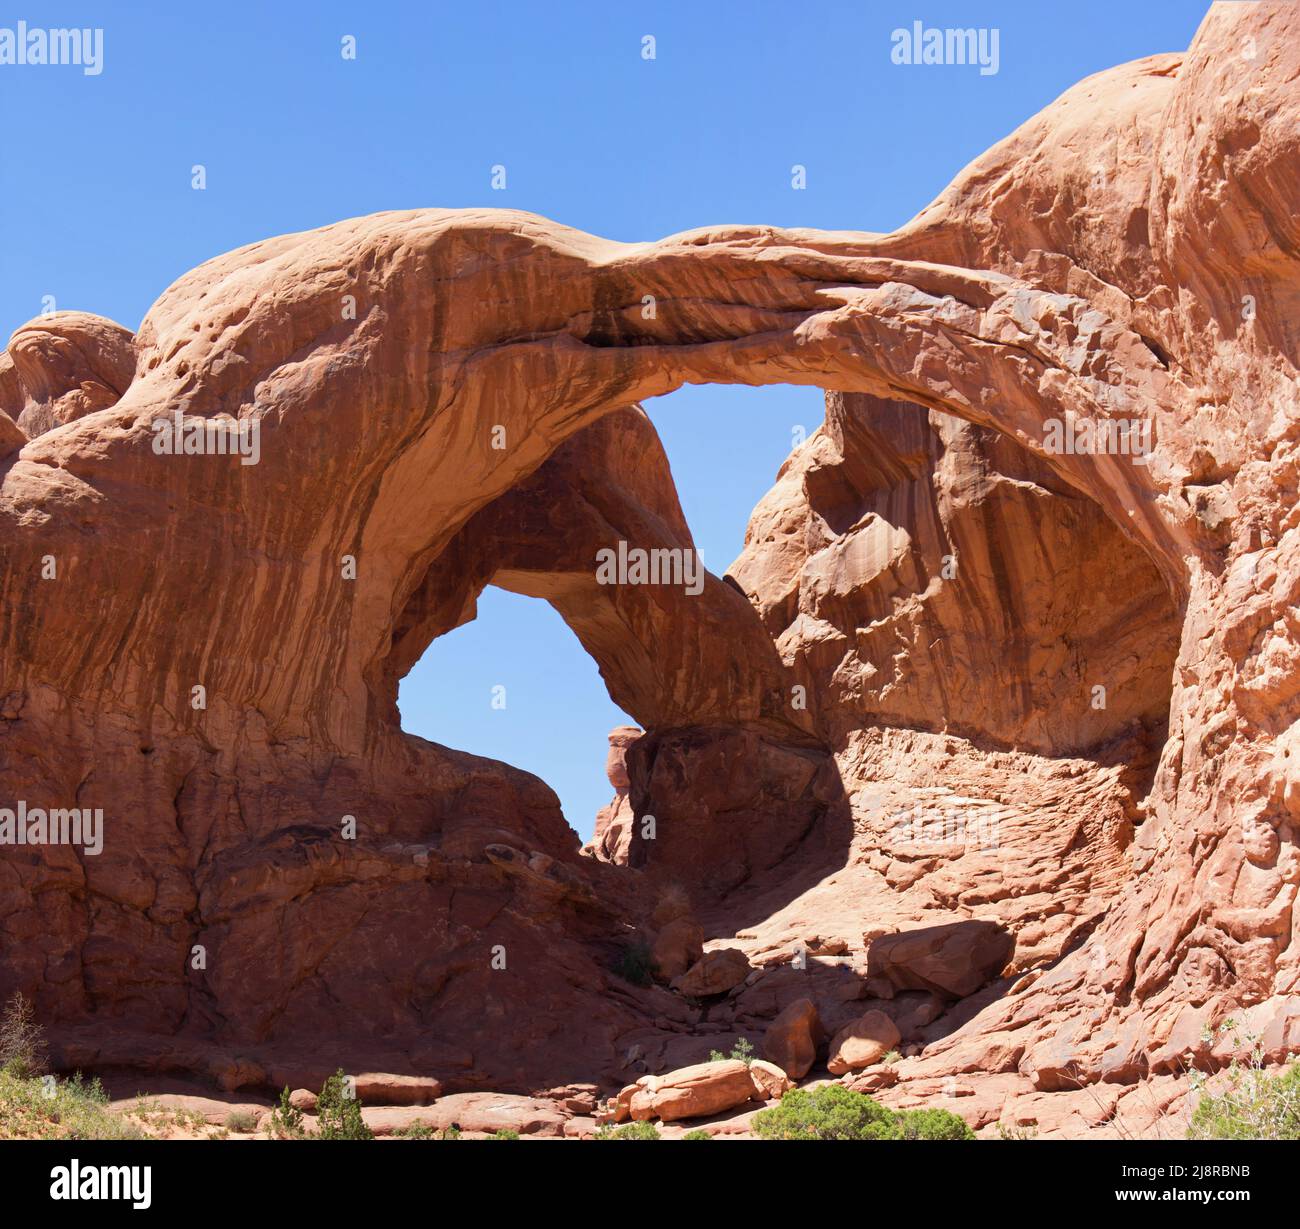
1 2 1297 1137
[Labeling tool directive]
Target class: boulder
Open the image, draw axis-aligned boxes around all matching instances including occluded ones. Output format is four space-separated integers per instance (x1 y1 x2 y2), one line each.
762 997 823 1079
628 1059 759 1123
867 921 1014 1000
747 1058 792 1100
351 1073 443 1106
844 1064 900 1093
288 1088 318 1112
827 1010 902 1075
384 1092 566 1137
651 917 704 982
673 948 751 997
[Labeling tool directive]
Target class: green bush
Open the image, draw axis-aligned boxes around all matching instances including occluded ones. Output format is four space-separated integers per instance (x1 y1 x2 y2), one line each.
0 997 143 1140
707 1036 755 1065
682 1128 712 1140
752 1086 895 1139
226 1110 258 1133
491 1128 520 1139
0 1069 142 1140
315 1070 374 1141
616 942 656 987
268 1087 305 1138
752 1085 974 1140
895 1106 977 1140
1189 1058 1300 1140
595 1119 660 1140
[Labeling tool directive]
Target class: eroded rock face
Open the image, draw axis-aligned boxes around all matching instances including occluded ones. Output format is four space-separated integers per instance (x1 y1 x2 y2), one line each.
586 725 642 865
0 312 136 439
0 1 1297 1111
733 392 1181 760
723 0 1300 1098
625 724 848 894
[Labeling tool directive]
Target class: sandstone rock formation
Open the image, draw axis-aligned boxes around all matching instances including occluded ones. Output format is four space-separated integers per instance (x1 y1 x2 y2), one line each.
586 725 641 864
746 1058 792 1101
649 916 704 984
1 1 1297 1134
625 1059 763 1124
672 947 751 998
733 391 1181 760
866 922 1015 1001
0 312 135 438
762 998 823 1080
826 1010 902 1075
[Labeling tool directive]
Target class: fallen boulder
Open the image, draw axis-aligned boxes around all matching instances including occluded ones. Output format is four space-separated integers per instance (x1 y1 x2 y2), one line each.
288 1088 318 1112
628 1059 760 1123
351 1073 443 1106
652 917 704 982
747 1058 792 1100
827 1010 902 1075
866 921 1014 999
673 947 751 997
762 997 823 1079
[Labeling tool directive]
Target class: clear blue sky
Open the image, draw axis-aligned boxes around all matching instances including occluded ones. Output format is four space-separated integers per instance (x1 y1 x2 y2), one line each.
0 1 1209 838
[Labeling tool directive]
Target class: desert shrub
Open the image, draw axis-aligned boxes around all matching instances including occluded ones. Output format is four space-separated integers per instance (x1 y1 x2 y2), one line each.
0 992 47 1078
1189 1056 1300 1140
595 1119 660 1140
615 942 656 987
752 1086 897 1139
490 1128 520 1139
268 1086 305 1138
753 1085 973 1140
0 998 135 1140
707 1037 755 1065
391 1124 436 1139
0 1069 141 1140
682 1128 712 1139
226 1110 258 1133
895 1106 977 1140
316 1070 373 1140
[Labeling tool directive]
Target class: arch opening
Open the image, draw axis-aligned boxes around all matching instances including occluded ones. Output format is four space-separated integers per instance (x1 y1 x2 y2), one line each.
385 375 1181 924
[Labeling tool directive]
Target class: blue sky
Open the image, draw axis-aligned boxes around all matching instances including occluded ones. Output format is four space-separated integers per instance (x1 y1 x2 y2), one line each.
0 1 1209 837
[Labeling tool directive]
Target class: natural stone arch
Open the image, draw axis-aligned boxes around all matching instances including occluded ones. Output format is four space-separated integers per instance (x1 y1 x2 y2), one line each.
0 209 1186 744
382 404 817 742
0 0 1296 1096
